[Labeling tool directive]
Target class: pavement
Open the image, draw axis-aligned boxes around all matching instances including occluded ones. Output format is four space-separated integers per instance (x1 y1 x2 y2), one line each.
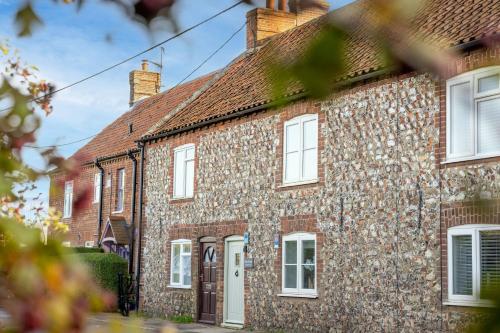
86 313 258 333
0 310 260 333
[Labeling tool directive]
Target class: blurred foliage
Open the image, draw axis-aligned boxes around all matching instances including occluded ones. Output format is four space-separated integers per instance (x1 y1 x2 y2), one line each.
74 253 128 292
72 247 104 254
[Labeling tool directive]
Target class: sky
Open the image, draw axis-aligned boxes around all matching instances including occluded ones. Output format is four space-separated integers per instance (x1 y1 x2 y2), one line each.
0 0 353 216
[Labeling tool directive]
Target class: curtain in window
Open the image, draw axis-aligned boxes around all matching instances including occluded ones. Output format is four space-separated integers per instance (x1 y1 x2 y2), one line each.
480 231 500 298
452 235 473 295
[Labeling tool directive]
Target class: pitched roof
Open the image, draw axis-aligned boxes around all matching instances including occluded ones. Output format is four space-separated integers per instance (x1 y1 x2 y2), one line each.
101 216 130 245
148 0 500 136
73 72 217 162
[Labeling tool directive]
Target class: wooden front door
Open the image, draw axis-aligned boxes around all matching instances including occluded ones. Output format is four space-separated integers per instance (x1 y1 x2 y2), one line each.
199 242 217 324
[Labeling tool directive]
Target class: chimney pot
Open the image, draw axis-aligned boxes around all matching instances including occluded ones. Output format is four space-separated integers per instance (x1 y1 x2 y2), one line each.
141 60 149 71
278 0 286 11
266 0 275 9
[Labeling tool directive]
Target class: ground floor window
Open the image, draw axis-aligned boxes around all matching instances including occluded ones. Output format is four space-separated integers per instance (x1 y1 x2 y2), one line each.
170 239 192 288
282 233 316 296
448 225 500 306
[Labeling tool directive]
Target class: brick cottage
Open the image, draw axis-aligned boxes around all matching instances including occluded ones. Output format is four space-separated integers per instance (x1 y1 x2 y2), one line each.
50 0 500 331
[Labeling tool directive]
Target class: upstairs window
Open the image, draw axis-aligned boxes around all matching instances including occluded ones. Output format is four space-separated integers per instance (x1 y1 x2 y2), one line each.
448 225 500 306
170 239 192 288
93 173 101 204
446 66 500 160
63 181 73 218
173 144 195 199
115 169 125 212
283 114 318 184
282 233 317 296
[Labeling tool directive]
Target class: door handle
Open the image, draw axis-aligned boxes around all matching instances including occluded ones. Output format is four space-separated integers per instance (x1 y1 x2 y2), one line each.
234 270 239 277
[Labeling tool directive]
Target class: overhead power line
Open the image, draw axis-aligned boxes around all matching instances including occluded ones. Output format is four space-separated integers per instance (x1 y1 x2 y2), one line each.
0 0 245 114
25 20 246 150
24 134 98 149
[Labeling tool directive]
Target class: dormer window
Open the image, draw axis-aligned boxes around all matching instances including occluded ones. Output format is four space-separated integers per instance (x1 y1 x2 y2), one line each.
446 66 500 161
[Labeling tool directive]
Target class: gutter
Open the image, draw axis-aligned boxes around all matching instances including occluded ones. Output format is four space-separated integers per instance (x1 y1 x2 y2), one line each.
81 149 140 167
127 149 138 276
135 142 146 311
94 158 105 245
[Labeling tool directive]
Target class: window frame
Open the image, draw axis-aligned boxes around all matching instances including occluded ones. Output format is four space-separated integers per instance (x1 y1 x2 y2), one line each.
447 224 500 307
446 66 500 162
172 144 195 199
169 239 192 288
63 180 73 218
114 169 125 213
281 232 317 296
93 173 101 204
283 114 319 186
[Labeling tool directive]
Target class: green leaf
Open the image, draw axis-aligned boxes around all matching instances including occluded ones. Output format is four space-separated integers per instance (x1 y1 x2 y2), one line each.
15 2 43 37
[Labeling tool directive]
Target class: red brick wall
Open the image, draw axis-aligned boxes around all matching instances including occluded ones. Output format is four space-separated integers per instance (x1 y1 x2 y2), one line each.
49 154 138 247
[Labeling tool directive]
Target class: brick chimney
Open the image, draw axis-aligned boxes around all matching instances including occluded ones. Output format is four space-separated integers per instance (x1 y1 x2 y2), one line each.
129 60 161 106
246 0 329 49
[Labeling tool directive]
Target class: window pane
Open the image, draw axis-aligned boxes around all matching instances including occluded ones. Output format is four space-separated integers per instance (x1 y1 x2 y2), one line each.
185 159 194 197
284 265 297 289
480 231 500 298
478 74 499 93
302 264 315 289
174 150 185 197
286 123 300 152
477 97 500 154
452 235 473 295
186 146 195 160
182 254 191 286
302 119 317 150
285 240 297 264
183 243 191 253
302 240 315 264
285 151 300 182
172 244 181 283
302 148 317 180
450 82 473 156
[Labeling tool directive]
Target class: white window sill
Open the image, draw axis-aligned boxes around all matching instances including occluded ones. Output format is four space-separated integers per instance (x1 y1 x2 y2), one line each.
167 285 191 290
279 179 319 188
442 153 500 164
93 201 99 204
171 196 194 201
112 210 124 214
443 300 494 308
278 293 318 299
63 216 71 220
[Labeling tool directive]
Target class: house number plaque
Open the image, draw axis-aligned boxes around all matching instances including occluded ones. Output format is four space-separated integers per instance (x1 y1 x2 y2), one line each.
244 258 254 269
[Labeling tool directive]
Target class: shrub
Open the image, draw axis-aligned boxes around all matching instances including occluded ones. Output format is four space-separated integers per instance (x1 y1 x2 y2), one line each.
72 247 104 254
72 253 128 292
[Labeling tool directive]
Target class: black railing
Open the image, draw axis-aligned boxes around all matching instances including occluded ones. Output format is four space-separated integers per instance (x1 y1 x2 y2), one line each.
117 273 135 316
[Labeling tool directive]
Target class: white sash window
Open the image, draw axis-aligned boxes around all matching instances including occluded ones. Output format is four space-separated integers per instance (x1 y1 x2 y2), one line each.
447 225 500 306
283 114 318 185
173 144 195 198
446 66 500 161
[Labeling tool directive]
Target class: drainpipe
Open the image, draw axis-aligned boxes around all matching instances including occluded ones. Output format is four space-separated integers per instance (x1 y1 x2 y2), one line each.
127 149 137 276
95 158 104 246
135 141 146 311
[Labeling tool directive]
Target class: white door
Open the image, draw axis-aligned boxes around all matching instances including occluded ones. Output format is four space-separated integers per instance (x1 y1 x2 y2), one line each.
225 239 244 324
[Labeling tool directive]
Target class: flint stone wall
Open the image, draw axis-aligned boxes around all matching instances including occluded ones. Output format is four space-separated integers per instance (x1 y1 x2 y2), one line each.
142 73 497 332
